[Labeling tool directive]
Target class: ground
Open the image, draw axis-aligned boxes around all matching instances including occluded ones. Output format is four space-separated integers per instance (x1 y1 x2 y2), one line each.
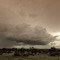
0 53 60 60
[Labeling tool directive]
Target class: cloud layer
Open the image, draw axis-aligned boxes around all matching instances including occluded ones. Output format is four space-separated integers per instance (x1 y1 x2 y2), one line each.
0 23 56 48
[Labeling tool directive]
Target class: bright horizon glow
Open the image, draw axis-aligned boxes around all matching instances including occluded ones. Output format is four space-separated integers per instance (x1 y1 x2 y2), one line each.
52 33 60 36
52 33 60 39
48 33 60 47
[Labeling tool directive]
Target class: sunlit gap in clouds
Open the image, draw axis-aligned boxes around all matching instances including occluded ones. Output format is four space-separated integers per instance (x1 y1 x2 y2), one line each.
48 32 60 47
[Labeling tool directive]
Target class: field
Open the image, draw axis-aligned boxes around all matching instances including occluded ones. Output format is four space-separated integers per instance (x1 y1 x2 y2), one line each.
0 53 60 60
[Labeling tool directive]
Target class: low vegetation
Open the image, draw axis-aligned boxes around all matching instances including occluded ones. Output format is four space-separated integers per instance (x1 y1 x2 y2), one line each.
0 47 60 60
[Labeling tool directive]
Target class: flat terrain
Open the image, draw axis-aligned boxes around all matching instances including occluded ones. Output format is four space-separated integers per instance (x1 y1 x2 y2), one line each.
0 53 60 60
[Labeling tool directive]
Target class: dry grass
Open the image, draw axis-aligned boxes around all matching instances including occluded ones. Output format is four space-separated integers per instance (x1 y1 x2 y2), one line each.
0 53 59 60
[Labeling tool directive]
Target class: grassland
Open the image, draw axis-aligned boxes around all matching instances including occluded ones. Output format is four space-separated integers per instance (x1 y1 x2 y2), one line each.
0 53 60 60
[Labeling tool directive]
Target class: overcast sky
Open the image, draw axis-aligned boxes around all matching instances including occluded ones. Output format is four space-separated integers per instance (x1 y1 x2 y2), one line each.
0 0 60 48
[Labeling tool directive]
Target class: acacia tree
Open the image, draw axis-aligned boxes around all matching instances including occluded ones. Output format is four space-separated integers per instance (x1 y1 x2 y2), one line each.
49 47 57 56
14 49 20 56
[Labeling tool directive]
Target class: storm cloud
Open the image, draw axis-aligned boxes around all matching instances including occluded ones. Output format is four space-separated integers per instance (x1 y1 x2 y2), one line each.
0 23 56 48
0 0 59 48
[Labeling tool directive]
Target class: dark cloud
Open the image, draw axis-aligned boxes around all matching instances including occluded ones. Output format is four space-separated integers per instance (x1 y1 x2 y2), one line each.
6 37 47 45
0 23 56 48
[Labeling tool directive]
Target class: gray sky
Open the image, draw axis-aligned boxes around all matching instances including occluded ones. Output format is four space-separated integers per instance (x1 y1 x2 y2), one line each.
0 0 60 48
0 0 60 34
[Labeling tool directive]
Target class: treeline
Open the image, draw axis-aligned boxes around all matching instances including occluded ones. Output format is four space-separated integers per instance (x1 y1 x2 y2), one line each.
0 47 60 57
